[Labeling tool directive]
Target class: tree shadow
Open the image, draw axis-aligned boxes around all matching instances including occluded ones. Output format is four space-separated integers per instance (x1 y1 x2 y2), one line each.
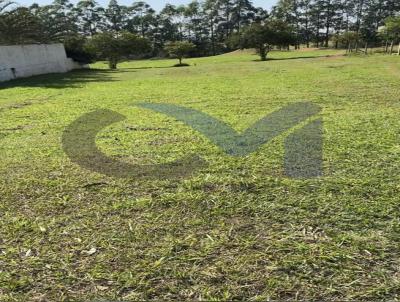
120 65 173 70
0 69 119 89
253 54 343 62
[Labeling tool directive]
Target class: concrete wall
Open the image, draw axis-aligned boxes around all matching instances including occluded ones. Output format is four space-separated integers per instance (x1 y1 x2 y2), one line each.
0 43 86 82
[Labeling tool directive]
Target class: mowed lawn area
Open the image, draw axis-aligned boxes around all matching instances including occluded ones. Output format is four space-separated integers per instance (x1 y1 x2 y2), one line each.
1 49 400 301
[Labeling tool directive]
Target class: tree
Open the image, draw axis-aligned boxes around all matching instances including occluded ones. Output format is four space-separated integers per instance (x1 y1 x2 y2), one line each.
231 0 257 33
2 0 399 57
0 7 45 44
164 41 196 65
64 35 95 64
203 0 219 55
184 1 201 42
271 0 301 48
75 0 104 36
105 0 127 32
332 30 359 51
127 1 156 38
240 23 274 60
384 16 400 54
86 31 150 69
30 0 78 42
238 21 295 61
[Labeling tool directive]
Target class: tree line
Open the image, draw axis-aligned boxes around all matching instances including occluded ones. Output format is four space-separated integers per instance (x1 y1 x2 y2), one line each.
271 0 400 52
0 0 399 67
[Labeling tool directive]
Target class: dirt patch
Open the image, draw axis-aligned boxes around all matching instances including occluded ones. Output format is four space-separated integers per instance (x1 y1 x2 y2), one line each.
297 47 320 52
126 126 168 132
224 49 257 56
329 54 345 58
0 125 28 131
8 101 33 109
0 101 33 113
325 64 346 69
0 95 58 113
387 64 400 78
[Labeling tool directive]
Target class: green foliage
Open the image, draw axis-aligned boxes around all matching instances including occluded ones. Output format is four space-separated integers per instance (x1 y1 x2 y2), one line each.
75 0 105 36
239 21 296 61
0 7 45 45
63 35 95 64
164 41 196 65
331 31 360 48
86 31 150 69
385 16 400 42
31 0 78 42
105 0 127 32
1 0 400 56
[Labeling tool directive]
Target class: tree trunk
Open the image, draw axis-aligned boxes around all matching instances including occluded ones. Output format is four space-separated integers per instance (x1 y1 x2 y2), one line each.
390 40 394 54
349 42 353 53
325 0 331 48
385 40 389 53
325 22 330 47
259 45 267 61
316 13 320 48
364 42 368 55
108 59 117 69
210 24 215 56
179 57 182 65
305 15 310 48
398 42 400 56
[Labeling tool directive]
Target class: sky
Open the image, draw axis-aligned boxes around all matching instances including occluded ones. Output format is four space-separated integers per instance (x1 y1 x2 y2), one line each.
16 0 276 11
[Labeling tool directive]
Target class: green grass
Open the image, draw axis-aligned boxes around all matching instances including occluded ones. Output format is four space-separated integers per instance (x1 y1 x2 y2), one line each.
1 49 400 301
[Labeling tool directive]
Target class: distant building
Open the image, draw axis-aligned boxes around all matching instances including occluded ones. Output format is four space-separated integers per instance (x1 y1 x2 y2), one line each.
0 43 88 82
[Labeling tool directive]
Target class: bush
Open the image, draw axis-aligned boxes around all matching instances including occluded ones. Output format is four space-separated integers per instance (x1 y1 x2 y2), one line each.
63 35 95 64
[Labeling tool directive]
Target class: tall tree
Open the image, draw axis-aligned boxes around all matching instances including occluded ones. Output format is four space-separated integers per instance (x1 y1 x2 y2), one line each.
75 0 104 36
0 7 45 44
29 0 78 42
127 1 156 38
86 31 150 68
105 0 127 32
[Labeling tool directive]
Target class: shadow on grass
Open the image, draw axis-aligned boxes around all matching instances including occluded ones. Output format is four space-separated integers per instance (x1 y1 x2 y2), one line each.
253 54 343 62
173 63 191 67
120 65 173 70
0 69 119 89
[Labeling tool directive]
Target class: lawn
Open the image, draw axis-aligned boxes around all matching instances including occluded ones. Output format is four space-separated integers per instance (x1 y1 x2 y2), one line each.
1 49 400 301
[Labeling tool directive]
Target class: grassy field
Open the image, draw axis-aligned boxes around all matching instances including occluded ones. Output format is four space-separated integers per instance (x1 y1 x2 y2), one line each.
1 49 400 301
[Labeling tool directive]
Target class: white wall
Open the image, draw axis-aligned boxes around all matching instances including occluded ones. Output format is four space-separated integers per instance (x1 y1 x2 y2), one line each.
0 43 86 82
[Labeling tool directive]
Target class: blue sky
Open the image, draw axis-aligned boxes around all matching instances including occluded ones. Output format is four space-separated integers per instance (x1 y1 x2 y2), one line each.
16 0 276 10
